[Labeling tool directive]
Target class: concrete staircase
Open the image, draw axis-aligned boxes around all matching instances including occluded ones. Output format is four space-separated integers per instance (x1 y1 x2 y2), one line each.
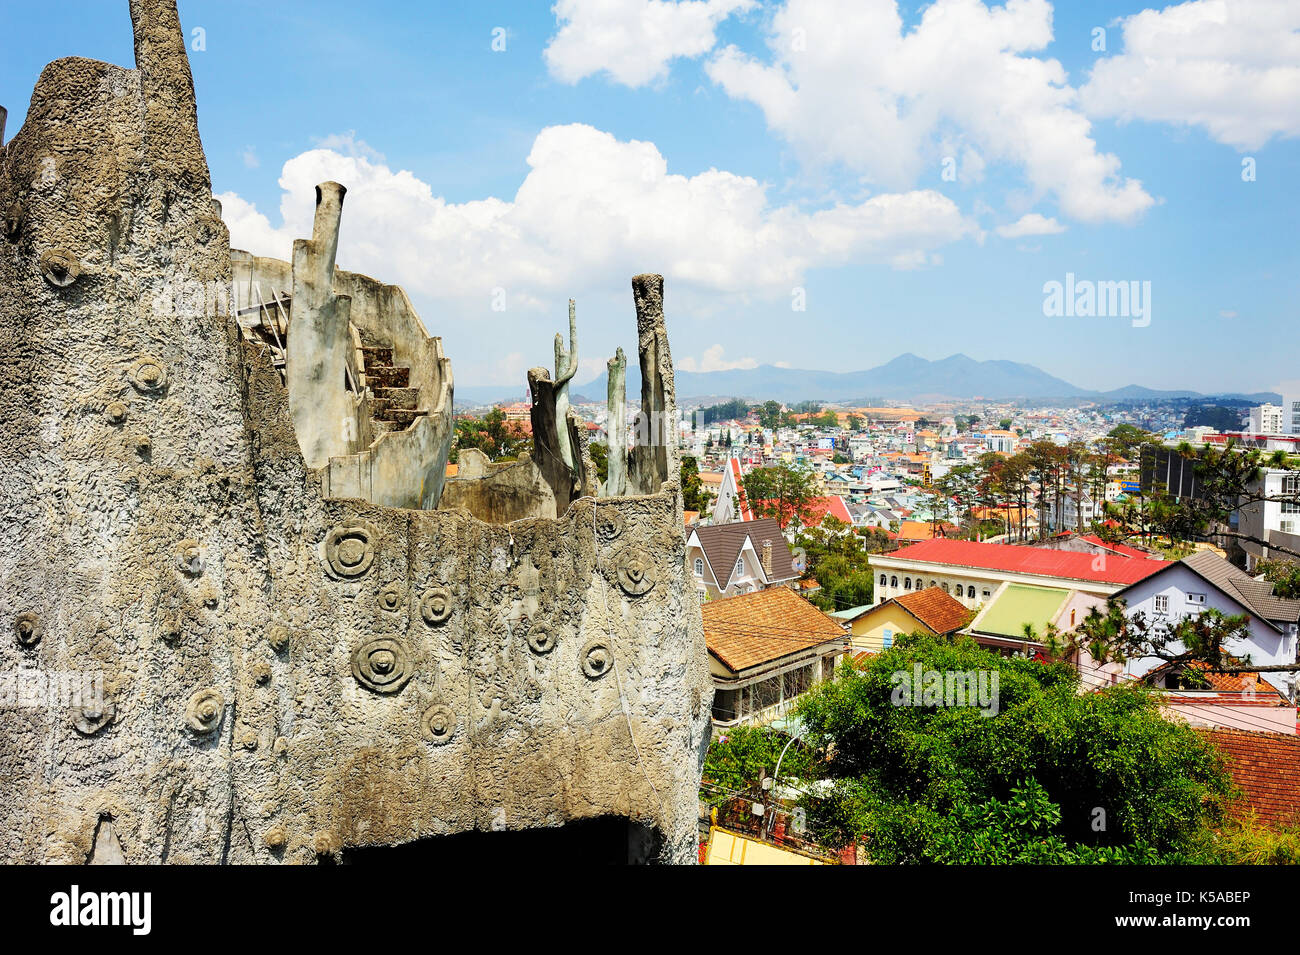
361 345 426 435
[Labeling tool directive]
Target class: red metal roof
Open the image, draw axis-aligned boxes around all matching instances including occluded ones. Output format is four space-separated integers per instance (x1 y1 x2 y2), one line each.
1079 534 1154 560
877 538 1168 585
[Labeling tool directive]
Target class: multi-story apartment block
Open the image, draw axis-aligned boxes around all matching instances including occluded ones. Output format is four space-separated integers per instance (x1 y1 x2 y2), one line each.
1250 403 1285 434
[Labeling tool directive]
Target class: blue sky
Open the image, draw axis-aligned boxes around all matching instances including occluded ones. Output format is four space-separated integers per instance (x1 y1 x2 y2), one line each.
2 0 1297 395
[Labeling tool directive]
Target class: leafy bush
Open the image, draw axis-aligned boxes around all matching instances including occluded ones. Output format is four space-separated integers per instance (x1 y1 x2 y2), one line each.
790 634 1232 862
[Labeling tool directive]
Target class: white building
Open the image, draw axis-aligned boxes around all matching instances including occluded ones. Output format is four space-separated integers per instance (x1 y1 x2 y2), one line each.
1110 551 1300 697
686 517 799 600
1239 467 1300 571
1250 403 1285 434
982 430 1017 454
868 539 1169 612
1284 393 1300 435
710 457 750 525
1043 491 1100 533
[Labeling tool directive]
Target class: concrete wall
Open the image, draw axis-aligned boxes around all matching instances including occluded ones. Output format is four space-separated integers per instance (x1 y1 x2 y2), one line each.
0 0 711 864
439 450 556 524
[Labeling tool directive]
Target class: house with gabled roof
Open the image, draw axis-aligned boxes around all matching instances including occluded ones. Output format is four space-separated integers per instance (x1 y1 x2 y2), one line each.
704 587 848 728
686 517 800 600
836 586 972 653
746 494 853 532
1149 661 1295 734
1110 550 1300 696
710 457 751 525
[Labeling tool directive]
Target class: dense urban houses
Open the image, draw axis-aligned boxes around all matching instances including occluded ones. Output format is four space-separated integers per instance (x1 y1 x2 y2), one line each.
686 517 800 599
868 539 1169 610
836 586 972 654
1109 551 1300 696
703 587 848 728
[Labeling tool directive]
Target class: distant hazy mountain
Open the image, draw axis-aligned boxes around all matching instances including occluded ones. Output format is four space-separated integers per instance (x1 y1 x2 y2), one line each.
458 352 1277 407
573 352 1090 404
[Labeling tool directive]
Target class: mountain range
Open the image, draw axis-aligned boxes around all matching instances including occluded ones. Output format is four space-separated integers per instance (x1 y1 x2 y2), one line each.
453 352 1278 406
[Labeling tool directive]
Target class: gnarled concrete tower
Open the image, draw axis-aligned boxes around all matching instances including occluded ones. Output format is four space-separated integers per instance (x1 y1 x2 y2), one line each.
0 0 711 864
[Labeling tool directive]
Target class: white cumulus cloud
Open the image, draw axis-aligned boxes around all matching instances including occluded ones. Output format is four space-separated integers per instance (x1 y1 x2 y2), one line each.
995 212 1065 238
677 344 760 372
218 124 978 306
705 0 1155 224
1080 0 1300 151
545 0 755 87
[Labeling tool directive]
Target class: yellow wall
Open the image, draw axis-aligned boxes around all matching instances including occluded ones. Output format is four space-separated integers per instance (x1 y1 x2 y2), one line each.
849 604 935 653
704 828 827 865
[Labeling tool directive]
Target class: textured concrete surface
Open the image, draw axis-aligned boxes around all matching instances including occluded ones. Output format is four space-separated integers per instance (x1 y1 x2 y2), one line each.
0 0 711 864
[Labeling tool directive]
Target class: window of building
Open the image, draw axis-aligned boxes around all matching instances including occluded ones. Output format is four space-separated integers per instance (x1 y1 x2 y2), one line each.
890 576 898 588
1154 594 1169 614
785 664 812 699
711 688 740 724
967 586 975 599
734 558 744 577
693 557 704 577
882 629 893 649
1283 474 1300 514
941 582 949 593
904 578 912 590
929 580 937 589
982 589 991 600
754 674 781 711
1186 592 1206 605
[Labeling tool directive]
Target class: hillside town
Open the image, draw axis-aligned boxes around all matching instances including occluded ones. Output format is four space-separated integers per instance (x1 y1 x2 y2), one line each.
453 388 1300 863
4 0 1297 915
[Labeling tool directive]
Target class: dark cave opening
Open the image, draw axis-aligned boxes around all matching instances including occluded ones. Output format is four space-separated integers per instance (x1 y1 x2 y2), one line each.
339 816 663 865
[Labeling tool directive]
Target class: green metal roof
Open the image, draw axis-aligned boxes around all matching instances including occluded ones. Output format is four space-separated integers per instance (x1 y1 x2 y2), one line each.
971 584 1071 639
829 604 872 620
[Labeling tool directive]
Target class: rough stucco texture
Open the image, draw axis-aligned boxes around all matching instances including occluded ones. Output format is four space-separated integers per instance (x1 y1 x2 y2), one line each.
0 0 712 864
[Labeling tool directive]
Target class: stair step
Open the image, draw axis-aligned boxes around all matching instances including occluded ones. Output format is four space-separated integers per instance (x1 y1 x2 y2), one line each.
368 366 410 389
371 419 400 435
375 408 428 427
375 386 419 409
362 346 393 366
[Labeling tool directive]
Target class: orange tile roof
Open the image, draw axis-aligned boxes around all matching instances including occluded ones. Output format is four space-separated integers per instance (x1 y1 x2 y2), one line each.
1151 660 1290 699
1200 728 1300 828
893 586 973 635
897 520 958 541
703 587 846 673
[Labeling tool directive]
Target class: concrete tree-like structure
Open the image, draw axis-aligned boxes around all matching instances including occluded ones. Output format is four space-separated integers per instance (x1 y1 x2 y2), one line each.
604 347 629 497
553 299 579 473
0 0 710 864
287 181 355 468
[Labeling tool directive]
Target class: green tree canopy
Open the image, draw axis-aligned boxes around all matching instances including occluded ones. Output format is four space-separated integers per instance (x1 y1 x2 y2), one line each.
681 455 710 513
741 463 820 530
791 634 1232 861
